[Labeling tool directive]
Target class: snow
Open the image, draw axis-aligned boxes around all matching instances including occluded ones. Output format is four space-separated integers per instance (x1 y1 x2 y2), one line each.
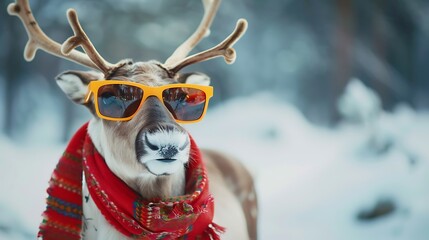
338 78 382 125
0 137 63 240
1 80 429 240
186 90 429 240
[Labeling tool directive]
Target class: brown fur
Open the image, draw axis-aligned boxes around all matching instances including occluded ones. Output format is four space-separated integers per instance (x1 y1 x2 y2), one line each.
203 150 258 240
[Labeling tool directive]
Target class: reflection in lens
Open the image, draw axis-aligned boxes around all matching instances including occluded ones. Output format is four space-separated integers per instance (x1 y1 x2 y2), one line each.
162 87 206 121
98 84 143 118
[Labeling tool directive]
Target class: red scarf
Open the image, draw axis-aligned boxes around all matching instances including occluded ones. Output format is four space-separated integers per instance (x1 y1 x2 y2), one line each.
38 123 224 240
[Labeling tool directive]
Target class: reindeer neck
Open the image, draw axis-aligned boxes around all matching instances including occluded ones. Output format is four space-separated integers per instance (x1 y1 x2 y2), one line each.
87 120 187 201
132 168 186 200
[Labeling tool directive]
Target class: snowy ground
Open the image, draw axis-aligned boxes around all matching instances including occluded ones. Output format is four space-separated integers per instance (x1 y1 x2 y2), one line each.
1 82 429 240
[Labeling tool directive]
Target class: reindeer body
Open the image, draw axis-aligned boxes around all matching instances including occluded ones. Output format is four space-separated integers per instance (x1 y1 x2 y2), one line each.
8 0 257 239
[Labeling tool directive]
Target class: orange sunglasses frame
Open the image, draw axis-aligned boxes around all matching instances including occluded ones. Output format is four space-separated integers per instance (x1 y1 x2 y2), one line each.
84 80 214 123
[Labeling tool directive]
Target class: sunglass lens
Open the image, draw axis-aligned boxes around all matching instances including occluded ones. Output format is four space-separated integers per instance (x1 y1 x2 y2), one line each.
162 87 207 121
98 84 143 119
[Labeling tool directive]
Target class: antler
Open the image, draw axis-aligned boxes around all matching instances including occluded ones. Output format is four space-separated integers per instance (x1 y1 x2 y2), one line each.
61 9 116 74
7 0 116 74
164 0 221 66
164 0 248 74
167 19 247 73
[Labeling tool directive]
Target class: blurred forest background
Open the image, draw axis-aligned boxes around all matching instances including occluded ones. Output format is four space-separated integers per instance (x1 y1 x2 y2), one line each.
1 0 429 141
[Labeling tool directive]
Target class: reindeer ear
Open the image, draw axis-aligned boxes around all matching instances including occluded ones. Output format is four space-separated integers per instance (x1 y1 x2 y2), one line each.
56 70 103 104
177 72 211 86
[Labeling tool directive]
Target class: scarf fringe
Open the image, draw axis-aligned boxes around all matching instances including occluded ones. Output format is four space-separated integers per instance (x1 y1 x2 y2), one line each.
204 222 226 240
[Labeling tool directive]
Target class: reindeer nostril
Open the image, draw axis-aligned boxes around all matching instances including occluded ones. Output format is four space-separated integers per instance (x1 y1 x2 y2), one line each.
145 133 159 151
160 145 178 159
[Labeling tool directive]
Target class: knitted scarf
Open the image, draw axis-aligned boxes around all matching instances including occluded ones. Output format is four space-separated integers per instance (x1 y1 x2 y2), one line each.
38 123 224 240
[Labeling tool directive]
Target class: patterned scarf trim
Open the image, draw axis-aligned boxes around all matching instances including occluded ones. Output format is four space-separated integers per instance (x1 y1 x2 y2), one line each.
38 123 225 240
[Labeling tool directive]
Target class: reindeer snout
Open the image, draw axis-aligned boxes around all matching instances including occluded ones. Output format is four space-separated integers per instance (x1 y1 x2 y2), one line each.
144 132 181 161
135 123 191 175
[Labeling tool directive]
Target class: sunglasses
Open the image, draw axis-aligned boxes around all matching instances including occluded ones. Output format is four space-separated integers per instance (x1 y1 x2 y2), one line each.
84 80 213 123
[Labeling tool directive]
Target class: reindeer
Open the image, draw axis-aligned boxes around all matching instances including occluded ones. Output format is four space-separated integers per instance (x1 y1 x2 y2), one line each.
8 0 257 239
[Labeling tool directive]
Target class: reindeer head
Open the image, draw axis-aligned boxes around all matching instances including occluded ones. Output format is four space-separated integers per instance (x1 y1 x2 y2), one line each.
8 0 247 197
